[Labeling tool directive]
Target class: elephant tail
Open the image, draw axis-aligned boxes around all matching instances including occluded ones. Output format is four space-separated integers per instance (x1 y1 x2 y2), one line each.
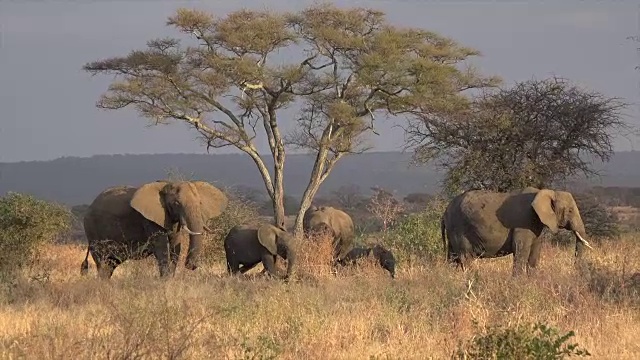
80 245 90 276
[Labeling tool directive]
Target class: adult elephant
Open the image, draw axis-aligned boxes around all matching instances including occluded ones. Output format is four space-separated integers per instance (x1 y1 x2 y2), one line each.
224 223 296 279
441 187 593 276
81 180 228 278
303 206 355 261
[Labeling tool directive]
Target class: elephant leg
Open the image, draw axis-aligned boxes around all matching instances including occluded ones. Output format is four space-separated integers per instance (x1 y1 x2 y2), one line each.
512 229 533 277
526 240 543 275
97 264 116 279
261 253 279 277
446 231 469 272
97 256 120 279
90 249 118 279
226 258 244 275
153 240 174 278
456 253 470 273
169 242 181 275
258 254 279 275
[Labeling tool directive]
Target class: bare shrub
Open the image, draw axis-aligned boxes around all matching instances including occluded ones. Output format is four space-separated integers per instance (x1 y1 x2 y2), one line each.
296 230 336 279
576 238 640 305
366 187 405 232
202 190 261 265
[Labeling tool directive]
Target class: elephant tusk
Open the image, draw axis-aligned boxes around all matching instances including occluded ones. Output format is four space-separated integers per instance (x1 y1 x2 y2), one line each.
574 231 593 250
183 224 202 236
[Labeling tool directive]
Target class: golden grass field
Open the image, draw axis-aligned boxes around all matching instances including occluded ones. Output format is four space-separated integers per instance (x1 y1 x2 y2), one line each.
0 233 638 359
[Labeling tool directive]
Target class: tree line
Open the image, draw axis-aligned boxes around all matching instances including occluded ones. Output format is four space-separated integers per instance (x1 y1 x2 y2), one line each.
83 4 631 236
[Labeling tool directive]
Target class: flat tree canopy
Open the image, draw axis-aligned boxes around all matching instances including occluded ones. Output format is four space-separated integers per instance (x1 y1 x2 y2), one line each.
83 4 498 234
405 77 630 194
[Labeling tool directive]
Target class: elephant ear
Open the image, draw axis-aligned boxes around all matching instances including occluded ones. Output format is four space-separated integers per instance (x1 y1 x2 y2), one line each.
193 181 228 220
130 181 169 229
257 224 278 255
531 189 559 234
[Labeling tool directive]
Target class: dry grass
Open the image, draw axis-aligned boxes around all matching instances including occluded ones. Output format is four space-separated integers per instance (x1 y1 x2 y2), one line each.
0 234 639 359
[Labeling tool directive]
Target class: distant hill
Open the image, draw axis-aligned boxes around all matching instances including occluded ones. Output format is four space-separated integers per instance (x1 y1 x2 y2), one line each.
2 151 640 206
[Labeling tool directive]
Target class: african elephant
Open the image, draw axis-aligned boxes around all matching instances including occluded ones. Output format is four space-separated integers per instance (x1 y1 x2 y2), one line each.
223 223 296 279
81 180 228 279
303 206 355 261
337 244 397 278
441 187 593 276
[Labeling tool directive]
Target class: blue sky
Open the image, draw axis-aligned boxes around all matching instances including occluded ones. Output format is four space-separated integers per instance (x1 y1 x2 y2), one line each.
1 0 638 162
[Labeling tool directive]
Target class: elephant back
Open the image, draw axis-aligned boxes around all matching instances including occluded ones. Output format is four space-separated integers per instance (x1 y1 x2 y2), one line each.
88 186 138 218
304 206 354 239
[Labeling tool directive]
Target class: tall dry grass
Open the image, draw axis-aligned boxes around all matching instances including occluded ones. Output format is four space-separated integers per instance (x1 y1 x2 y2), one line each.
0 234 638 359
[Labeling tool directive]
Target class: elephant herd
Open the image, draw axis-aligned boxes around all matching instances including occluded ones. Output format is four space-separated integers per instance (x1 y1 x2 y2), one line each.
80 180 594 280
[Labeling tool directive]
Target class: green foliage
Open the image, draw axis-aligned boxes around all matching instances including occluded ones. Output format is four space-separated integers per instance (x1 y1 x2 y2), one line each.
0 192 72 282
83 4 498 227
453 322 591 360
381 197 447 262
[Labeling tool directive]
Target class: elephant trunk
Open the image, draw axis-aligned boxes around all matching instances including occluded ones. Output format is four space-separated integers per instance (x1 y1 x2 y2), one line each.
571 219 592 259
282 238 296 279
181 207 205 271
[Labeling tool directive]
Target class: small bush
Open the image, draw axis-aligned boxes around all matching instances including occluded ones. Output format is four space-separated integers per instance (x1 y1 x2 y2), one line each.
0 192 72 282
453 322 591 359
381 197 447 263
297 230 335 279
203 191 261 264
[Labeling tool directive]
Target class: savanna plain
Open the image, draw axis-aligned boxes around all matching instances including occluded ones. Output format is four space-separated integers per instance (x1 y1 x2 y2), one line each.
0 230 638 359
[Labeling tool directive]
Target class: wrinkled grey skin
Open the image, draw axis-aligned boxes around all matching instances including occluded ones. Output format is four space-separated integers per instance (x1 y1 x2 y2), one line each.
441 187 593 276
224 223 296 279
303 206 355 261
337 244 396 278
81 180 228 279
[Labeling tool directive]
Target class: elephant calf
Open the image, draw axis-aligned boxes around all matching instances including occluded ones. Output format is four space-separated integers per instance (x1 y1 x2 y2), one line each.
336 244 396 279
224 223 296 280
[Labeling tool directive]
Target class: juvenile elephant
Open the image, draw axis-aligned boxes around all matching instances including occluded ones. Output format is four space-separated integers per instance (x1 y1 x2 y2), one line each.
81 180 228 279
303 206 355 261
441 187 593 276
224 223 296 279
337 244 397 279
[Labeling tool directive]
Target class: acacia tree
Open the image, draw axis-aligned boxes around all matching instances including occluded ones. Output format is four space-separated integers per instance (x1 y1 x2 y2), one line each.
83 5 497 235
405 77 630 194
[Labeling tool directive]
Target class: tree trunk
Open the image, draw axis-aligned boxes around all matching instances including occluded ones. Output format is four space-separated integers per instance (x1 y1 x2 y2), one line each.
272 181 286 229
244 149 286 227
293 195 314 238
292 148 337 237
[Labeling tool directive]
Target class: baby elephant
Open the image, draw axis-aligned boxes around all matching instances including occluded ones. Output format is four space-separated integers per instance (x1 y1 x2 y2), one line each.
336 244 396 278
224 223 296 280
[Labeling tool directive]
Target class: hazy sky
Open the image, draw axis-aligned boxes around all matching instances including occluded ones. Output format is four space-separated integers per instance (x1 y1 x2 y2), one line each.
1 0 639 162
